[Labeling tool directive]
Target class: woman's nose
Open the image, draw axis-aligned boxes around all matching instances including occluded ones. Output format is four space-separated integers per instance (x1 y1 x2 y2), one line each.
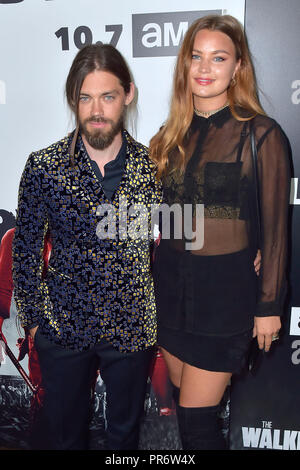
197 58 211 73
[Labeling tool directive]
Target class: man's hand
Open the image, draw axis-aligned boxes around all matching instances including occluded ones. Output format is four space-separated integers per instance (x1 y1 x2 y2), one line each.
253 316 281 352
254 249 261 276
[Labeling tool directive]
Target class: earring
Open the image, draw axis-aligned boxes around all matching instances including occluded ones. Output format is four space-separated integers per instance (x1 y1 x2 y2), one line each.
231 76 237 86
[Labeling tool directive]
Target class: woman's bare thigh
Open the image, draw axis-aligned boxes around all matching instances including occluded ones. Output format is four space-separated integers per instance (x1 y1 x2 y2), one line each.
160 347 231 407
180 364 231 407
160 347 183 388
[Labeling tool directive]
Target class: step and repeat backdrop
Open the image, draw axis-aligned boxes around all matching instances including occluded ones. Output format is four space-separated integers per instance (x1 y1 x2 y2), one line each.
230 0 300 451
0 0 299 450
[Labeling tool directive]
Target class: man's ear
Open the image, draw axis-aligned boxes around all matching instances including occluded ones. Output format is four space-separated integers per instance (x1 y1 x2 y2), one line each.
125 82 135 106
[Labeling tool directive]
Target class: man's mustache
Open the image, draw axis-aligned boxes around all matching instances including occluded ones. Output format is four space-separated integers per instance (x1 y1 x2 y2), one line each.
85 116 112 124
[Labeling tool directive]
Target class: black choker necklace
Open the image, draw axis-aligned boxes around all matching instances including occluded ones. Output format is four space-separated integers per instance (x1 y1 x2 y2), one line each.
194 102 229 118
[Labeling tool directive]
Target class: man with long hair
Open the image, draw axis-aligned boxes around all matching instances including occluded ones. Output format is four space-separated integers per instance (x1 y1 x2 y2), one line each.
12 44 162 450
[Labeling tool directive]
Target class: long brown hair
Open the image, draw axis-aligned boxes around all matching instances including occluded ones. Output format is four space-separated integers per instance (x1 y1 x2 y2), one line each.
149 15 265 178
66 43 132 120
65 43 132 162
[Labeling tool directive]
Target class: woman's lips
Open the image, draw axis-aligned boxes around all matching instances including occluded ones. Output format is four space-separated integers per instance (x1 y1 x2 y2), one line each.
195 78 214 86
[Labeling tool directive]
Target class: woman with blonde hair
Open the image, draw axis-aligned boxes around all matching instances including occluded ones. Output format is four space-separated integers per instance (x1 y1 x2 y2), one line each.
150 15 290 450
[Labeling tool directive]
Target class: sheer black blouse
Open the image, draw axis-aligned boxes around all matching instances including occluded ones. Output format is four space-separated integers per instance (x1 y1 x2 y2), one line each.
160 106 290 318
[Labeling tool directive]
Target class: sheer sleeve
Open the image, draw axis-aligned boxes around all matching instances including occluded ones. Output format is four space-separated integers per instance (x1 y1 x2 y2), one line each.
255 123 290 316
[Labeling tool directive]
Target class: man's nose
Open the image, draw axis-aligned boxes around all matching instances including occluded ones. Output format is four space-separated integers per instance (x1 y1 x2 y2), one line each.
91 99 103 116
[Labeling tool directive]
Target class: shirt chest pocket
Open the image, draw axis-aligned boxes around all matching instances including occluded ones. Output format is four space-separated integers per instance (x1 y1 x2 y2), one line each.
204 161 242 207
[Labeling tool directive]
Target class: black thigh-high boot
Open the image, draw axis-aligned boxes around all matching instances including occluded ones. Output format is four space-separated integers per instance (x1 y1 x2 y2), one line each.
176 404 226 450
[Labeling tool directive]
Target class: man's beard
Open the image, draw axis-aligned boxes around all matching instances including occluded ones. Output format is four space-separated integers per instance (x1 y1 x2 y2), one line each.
79 113 124 150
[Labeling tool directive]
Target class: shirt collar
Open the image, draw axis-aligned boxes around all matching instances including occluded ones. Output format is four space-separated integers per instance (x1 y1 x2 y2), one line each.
191 105 232 130
77 131 127 168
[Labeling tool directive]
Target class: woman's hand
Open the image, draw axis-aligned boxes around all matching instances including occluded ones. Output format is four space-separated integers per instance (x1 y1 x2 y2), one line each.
253 316 281 352
254 249 261 276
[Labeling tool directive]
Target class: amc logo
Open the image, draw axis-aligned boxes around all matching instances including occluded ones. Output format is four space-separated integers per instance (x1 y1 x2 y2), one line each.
132 9 221 57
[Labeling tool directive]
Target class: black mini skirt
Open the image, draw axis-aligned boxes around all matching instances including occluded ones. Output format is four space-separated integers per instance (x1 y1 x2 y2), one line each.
157 325 253 373
153 241 257 373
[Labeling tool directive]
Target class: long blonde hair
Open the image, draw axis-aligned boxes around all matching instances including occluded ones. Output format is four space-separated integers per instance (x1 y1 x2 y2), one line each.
149 15 265 178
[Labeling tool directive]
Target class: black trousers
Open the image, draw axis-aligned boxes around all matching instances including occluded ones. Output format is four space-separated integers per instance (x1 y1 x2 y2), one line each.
31 329 154 450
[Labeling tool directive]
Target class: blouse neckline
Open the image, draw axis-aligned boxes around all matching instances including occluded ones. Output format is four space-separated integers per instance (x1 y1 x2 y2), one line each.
192 105 232 129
